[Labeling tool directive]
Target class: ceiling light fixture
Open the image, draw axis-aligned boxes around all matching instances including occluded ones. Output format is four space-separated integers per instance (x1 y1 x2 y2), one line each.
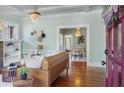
29 6 41 23
75 27 81 37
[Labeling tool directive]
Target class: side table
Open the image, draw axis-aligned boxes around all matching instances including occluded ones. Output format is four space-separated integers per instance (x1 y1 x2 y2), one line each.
1 67 16 82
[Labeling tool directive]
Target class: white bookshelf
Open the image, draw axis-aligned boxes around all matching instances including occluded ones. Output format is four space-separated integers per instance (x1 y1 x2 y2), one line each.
0 21 21 67
4 41 21 66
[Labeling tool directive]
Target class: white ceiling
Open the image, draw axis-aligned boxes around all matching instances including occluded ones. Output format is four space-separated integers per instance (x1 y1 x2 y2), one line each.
0 5 102 19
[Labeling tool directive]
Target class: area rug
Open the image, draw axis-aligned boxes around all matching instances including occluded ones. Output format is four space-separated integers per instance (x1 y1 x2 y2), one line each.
0 74 13 87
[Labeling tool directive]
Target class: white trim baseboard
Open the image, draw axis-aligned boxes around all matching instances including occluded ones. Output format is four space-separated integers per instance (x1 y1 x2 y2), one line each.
87 62 106 68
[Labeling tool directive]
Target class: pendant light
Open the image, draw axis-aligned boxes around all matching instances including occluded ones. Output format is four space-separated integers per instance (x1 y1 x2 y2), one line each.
75 27 81 37
29 5 41 23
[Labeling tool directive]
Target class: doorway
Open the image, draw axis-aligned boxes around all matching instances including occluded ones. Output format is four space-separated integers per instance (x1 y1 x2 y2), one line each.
64 35 73 50
57 24 89 63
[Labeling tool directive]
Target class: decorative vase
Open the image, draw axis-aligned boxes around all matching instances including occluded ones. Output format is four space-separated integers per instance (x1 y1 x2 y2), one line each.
20 73 27 80
9 63 15 67
37 44 43 55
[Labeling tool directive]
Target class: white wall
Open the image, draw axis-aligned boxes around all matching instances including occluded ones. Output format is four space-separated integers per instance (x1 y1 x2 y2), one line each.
21 9 106 67
0 15 21 40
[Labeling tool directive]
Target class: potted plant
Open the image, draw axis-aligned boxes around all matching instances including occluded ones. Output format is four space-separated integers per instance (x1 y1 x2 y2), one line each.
19 66 29 80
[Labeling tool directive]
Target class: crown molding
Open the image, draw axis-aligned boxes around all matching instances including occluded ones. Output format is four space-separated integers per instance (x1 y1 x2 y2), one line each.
0 5 102 21
0 14 21 22
21 9 102 21
24 5 87 13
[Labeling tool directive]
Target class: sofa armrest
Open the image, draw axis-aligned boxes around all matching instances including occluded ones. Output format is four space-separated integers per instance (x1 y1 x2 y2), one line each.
28 68 50 87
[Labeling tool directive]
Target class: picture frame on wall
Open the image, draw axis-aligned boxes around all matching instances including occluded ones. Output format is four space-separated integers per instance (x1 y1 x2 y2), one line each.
78 35 85 44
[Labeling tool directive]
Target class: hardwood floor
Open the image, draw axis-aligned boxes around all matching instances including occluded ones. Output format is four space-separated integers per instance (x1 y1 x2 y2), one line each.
0 62 106 87
51 62 106 87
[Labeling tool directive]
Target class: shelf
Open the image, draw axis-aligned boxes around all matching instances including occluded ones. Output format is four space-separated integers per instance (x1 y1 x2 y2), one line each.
4 59 21 67
0 21 21 67
4 40 21 66
5 50 20 53
5 55 21 58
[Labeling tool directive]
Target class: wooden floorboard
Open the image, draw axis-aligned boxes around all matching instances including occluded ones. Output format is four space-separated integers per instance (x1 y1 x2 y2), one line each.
51 62 106 87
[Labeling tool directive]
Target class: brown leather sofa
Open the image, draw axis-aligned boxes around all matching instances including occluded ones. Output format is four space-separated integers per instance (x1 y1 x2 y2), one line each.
28 51 69 87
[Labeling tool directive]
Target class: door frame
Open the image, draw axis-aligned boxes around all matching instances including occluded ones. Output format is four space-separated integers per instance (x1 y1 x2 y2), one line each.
64 35 73 50
56 24 90 63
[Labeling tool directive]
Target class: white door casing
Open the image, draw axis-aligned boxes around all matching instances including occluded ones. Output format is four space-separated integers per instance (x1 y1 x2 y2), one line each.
56 24 90 63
